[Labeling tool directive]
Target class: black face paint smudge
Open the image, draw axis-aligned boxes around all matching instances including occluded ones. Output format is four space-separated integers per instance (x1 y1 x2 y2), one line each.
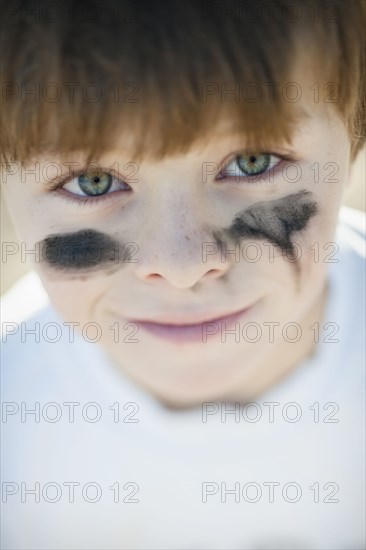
40 229 127 272
215 190 318 262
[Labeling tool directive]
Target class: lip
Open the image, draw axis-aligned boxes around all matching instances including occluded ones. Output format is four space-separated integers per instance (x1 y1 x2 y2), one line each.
127 304 257 344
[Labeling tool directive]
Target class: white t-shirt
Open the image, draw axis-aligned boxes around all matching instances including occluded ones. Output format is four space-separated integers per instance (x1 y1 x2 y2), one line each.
1 207 365 550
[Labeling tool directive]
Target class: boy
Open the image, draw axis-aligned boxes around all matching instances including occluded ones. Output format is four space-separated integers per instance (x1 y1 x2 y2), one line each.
1 0 365 548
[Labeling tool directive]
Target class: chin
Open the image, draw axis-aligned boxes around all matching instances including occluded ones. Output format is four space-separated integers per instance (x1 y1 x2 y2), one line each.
106 344 246 407
150 388 218 411
136 369 238 410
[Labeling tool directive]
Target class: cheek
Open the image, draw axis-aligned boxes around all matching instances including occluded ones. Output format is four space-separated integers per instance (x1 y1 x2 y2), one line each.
214 189 338 296
292 191 344 286
38 229 127 273
39 273 114 328
226 190 318 257
213 190 319 280
35 231 129 324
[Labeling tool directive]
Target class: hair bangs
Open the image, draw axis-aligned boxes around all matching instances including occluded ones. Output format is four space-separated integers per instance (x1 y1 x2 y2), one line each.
1 0 365 168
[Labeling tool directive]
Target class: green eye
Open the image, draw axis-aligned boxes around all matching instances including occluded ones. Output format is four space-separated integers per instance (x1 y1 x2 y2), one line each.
78 172 113 195
237 153 271 176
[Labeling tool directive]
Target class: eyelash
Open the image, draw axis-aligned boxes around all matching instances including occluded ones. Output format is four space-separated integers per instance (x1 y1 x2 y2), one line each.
47 168 132 207
57 192 118 208
49 151 295 206
215 152 293 185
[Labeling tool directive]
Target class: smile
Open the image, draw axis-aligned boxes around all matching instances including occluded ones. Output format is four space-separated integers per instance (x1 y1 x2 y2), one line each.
126 303 259 344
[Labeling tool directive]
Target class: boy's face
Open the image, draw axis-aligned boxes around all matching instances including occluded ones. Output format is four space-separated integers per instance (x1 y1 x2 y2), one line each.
2 93 352 407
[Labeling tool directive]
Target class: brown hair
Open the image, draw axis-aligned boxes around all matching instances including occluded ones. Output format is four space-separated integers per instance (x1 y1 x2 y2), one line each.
0 0 365 168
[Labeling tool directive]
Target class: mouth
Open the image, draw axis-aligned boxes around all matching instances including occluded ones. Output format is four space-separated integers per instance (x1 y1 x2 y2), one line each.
126 303 258 344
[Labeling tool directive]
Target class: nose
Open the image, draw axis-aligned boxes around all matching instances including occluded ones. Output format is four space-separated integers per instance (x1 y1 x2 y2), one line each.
133 206 231 290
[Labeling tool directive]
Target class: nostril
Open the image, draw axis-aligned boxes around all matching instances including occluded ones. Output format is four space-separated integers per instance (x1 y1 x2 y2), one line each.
206 269 223 278
146 273 164 280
